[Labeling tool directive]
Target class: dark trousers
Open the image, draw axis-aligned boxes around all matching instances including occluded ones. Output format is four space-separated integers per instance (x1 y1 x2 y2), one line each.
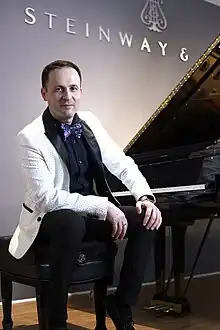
37 206 156 328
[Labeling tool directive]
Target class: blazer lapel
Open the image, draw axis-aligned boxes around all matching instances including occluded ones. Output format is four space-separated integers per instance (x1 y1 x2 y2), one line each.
80 116 120 205
42 108 70 171
79 115 104 173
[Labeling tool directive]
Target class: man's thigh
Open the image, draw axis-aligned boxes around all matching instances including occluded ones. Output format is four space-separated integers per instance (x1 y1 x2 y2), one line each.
37 209 86 243
84 205 143 241
37 206 143 243
84 216 113 242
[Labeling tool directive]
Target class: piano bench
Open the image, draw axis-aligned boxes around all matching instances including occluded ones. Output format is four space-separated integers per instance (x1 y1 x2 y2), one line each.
0 236 118 330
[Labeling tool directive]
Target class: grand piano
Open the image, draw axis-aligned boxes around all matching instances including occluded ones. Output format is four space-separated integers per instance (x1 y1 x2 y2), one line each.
106 35 220 315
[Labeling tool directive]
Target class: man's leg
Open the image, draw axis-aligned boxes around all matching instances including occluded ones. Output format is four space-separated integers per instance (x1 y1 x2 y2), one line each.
36 209 86 330
85 206 156 329
115 205 156 305
85 205 155 305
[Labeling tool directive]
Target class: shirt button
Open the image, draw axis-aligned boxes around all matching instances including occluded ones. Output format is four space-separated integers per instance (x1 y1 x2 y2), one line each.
79 161 82 164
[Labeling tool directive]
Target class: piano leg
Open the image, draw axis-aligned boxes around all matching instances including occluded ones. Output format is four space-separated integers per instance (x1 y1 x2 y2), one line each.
184 213 216 296
171 226 187 298
154 225 166 295
148 225 190 315
149 214 216 316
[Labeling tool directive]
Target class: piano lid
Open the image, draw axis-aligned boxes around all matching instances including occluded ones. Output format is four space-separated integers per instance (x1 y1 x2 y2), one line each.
125 35 220 157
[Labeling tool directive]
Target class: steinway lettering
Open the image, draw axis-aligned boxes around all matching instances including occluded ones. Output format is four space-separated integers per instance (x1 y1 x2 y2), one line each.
24 7 189 62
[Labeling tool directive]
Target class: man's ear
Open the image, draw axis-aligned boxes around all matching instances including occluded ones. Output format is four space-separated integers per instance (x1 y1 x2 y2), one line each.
41 87 47 101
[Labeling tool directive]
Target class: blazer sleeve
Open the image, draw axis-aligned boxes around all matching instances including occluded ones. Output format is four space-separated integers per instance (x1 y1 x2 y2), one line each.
86 112 156 202
17 132 109 219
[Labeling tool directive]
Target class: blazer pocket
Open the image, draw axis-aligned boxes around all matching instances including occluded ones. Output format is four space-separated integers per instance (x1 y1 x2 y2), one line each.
23 203 42 221
20 203 42 227
23 203 33 214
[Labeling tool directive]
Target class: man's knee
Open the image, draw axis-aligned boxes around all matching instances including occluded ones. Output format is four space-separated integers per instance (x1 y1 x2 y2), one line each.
120 205 145 225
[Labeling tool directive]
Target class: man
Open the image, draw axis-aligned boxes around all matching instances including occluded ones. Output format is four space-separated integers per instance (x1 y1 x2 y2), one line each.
9 60 162 330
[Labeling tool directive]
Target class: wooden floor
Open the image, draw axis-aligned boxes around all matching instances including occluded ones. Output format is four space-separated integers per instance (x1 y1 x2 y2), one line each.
1 274 220 329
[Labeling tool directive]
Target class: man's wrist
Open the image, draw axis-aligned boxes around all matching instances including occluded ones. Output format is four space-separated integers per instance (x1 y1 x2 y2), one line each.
138 195 156 203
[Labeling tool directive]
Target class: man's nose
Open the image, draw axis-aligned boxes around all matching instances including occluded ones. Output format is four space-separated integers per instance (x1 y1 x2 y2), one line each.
63 89 72 100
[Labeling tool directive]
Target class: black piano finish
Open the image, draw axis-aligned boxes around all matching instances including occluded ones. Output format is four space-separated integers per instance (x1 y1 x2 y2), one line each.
105 36 220 315
106 35 220 194
106 36 220 227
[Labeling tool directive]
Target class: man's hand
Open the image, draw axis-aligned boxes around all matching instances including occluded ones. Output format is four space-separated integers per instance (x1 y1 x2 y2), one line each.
106 202 128 240
136 200 162 230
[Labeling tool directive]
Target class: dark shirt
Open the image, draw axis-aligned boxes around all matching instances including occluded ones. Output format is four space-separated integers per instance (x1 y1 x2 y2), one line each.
63 131 95 195
50 112 95 195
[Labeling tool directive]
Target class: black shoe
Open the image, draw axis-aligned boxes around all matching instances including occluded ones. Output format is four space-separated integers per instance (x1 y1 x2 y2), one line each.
103 295 135 330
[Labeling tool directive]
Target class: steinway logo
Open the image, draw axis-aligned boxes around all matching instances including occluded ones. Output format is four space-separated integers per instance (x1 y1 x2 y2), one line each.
141 0 167 33
24 6 188 62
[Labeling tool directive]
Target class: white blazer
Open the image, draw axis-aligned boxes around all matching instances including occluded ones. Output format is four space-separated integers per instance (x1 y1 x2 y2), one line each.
9 110 155 259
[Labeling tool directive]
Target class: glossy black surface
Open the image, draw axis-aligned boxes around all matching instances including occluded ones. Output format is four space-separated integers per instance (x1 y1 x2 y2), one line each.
106 38 220 192
126 40 220 156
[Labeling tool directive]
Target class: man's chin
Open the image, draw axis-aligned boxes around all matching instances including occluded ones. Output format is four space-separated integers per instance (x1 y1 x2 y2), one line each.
60 106 77 116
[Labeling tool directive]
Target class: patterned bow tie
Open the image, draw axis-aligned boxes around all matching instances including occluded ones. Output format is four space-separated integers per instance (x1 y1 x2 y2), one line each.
60 122 83 140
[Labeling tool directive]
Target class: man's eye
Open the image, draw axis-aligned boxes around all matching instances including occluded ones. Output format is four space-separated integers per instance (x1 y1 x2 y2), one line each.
55 87 62 92
71 86 78 91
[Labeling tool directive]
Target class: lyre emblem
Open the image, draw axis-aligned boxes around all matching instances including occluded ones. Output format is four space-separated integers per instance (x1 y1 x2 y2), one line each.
141 0 167 33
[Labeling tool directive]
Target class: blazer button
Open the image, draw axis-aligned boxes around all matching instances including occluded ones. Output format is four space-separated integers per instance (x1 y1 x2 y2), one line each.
37 217 42 222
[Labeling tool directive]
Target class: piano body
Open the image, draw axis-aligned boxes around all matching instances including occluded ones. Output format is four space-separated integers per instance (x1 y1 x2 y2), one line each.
106 35 220 315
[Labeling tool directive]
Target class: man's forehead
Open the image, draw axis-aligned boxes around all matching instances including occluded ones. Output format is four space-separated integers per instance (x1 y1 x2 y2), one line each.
48 67 80 84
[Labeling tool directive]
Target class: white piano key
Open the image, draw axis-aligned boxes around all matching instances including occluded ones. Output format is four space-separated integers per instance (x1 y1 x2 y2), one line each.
113 184 206 197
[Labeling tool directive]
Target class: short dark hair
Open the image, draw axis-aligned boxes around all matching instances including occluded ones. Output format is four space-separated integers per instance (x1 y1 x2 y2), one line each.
41 60 82 88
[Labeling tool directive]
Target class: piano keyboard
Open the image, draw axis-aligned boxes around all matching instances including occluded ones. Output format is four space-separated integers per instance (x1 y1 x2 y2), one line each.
112 183 206 197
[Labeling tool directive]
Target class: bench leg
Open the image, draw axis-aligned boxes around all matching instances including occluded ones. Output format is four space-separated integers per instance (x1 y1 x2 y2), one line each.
36 281 49 330
1 272 13 330
94 278 108 330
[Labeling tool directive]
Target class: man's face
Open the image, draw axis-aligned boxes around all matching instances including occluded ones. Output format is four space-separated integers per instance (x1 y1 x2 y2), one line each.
41 67 82 123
